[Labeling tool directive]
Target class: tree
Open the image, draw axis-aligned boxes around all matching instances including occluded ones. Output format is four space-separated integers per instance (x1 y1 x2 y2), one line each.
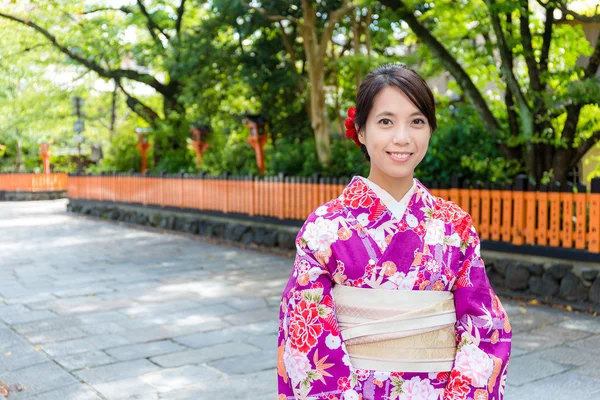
379 0 600 183
241 0 359 166
0 1 195 168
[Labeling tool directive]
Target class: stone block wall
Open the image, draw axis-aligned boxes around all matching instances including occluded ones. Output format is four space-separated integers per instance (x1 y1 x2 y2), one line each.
0 191 67 201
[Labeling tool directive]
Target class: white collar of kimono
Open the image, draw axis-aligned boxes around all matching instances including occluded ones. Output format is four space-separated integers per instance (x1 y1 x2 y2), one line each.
358 176 417 220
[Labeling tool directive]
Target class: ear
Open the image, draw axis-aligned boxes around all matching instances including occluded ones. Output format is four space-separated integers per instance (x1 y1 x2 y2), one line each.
357 125 365 145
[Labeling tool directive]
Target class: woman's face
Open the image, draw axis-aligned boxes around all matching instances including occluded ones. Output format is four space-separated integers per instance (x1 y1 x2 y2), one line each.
357 86 431 181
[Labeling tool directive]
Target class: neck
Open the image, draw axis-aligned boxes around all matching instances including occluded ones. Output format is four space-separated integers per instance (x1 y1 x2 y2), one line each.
367 171 414 202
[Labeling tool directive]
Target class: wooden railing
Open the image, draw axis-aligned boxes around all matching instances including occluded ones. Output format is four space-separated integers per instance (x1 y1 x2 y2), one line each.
67 173 600 253
0 173 69 192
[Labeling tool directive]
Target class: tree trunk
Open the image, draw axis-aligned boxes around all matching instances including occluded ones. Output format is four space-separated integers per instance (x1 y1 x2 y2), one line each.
301 2 331 166
110 82 118 143
307 60 331 165
353 11 362 89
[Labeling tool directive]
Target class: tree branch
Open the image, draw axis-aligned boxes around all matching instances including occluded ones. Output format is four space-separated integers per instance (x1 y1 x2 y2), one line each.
175 0 187 35
240 0 298 24
571 130 600 170
277 21 298 70
136 0 170 43
540 4 554 74
318 2 358 60
485 0 531 115
519 0 542 92
0 11 169 95
116 80 159 123
81 6 133 15
556 0 600 23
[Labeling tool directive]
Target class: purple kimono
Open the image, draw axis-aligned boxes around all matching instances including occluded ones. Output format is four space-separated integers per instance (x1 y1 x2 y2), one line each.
277 177 512 400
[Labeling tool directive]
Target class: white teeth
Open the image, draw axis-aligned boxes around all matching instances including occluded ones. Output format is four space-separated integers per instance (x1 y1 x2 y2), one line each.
389 152 411 159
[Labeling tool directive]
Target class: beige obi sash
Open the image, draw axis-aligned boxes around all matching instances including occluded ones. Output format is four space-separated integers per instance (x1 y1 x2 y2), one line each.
332 285 457 373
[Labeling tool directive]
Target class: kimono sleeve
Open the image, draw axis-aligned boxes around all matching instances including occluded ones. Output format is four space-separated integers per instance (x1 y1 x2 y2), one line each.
277 212 353 399
444 224 512 400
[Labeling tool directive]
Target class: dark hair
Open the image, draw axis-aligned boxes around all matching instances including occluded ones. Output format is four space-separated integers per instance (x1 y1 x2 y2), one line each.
354 63 437 162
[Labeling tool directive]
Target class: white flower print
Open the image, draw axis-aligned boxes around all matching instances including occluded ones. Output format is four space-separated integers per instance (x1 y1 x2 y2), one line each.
424 219 446 246
308 266 324 282
295 259 310 275
446 232 461 248
373 371 390 382
343 389 360 400
357 213 370 226
325 333 341 350
406 213 418 228
398 269 418 290
368 228 388 251
302 217 338 252
283 341 311 385
454 343 495 387
398 377 438 400
315 205 329 216
341 343 352 367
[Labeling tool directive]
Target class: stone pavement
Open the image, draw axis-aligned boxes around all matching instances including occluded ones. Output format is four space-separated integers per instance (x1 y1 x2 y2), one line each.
0 200 599 400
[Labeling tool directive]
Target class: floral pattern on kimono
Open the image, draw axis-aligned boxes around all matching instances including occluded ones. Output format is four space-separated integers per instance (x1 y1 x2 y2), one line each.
278 176 512 400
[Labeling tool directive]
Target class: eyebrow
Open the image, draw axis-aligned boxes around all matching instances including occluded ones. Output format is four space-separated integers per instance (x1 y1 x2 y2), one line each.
375 110 425 118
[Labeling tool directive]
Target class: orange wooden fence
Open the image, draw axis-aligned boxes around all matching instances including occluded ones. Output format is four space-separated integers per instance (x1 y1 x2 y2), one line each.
0 173 69 192
67 174 600 253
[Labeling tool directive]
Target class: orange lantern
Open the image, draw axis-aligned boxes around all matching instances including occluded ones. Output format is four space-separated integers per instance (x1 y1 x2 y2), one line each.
243 115 269 174
190 124 211 166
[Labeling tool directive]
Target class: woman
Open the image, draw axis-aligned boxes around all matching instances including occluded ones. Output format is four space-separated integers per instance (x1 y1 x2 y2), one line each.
277 64 511 400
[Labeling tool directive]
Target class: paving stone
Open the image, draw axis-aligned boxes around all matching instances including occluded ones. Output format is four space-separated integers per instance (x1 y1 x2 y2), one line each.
11 316 82 335
505 370 600 399
73 359 162 385
0 361 79 398
76 311 131 324
557 318 600 334
105 339 188 361
150 341 259 368
25 383 103 400
0 342 50 372
140 365 222 392
41 334 130 357
223 307 278 326
507 353 572 386
120 318 229 344
1 310 57 324
174 327 248 348
209 348 277 374
54 350 116 371
535 346 600 367
91 377 157 400
512 326 591 351
163 369 275 400
567 334 600 354
24 326 88 344
226 297 268 311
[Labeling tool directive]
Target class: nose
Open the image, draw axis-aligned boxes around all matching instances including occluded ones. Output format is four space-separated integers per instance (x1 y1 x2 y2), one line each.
392 126 411 145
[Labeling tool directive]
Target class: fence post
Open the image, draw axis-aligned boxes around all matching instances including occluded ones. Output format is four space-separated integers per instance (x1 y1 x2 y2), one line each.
561 182 575 248
512 175 527 245
537 183 549 246
589 178 600 253
549 181 561 247
575 182 587 250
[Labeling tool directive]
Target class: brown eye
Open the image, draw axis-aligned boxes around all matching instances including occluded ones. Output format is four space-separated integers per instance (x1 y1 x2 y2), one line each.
379 118 392 125
413 118 426 125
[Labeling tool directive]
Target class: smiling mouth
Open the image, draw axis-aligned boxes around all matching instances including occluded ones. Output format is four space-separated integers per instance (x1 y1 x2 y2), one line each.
387 152 413 161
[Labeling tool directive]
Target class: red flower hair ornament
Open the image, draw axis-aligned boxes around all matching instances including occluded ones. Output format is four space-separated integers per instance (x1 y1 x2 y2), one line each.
344 107 361 147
